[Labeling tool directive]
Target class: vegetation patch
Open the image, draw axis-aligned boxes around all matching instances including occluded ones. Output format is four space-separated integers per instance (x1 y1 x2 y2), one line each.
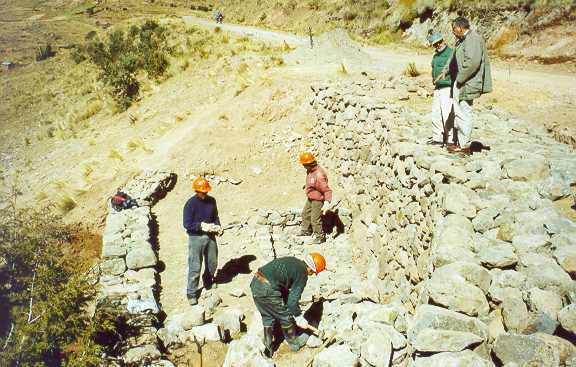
74 20 172 110
0 194 113 366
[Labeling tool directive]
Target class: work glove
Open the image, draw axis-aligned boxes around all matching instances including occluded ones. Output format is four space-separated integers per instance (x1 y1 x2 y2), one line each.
201 223 222 234
200 222 211 232
294 315 309 329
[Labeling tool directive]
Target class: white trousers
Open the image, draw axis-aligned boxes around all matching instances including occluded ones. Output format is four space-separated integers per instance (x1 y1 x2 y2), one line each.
431 87 453 143
452 85 474 147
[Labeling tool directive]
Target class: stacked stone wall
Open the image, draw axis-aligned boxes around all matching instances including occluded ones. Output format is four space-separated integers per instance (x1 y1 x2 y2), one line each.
305 78 576 366
96 170 175 366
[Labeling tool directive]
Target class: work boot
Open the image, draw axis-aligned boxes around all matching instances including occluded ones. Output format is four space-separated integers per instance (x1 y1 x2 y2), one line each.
281 324 309 352
310 233 326 244
263 326 274 357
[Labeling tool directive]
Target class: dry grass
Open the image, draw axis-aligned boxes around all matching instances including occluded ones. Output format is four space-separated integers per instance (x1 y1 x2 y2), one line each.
404 62 420 77
126 137 153 153
338 62 348 75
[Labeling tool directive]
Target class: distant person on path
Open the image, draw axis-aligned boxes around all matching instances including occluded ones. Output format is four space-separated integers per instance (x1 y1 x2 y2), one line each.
183 177 222 305
298 152 334 244
250 253 326 357
437 16 492 149
427 31 453 145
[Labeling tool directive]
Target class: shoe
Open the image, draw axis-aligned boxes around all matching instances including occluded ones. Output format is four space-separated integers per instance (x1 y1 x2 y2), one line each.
297 230 312 236
310 233 326 244
426 138 443 145
263 326 274 357
203 276 218 290
188 297 198 305
282 324 309 352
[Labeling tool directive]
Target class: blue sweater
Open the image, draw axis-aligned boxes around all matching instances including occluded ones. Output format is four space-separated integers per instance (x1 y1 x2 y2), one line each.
183 195 220 236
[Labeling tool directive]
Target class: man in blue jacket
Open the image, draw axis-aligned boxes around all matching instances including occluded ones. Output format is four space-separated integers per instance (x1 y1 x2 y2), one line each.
183 177 221 305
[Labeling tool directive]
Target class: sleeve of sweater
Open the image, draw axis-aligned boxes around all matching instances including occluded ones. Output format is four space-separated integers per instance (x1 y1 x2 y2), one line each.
213 198 221 226
287 272 308 317
457 33 482 84
316 173 333 202
183 200 202 234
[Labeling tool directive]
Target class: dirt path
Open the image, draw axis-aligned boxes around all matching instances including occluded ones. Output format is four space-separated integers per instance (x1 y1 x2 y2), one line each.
182 16 306 46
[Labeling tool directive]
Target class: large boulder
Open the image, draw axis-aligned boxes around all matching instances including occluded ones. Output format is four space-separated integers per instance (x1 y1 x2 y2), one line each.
414 350 495 367
222 334 274 367
431 215 477 266
126 244 157 270
493 333 560 367
478 242 518 268
426 263 490 316
503 158 550 181
412 328 483 352
408 305 488 343
558 304 576 334
122 344 161 365
517 253 574 297
313 344 359 367
500 291 529 333
526 288 563 320
360 331 392 367
553 244 576 277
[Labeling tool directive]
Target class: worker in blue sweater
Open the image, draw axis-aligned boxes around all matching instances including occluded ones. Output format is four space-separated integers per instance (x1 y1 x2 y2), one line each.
183 177 221 305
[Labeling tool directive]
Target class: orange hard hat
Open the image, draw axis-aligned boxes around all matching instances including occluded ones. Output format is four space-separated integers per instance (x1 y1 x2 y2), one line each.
192 177 211 193
299 152 316 165
304 252 326 274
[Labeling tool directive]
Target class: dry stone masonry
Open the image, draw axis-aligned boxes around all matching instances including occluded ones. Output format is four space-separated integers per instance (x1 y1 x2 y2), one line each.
299 77 576 366
97 76 576 367
96 170 175 366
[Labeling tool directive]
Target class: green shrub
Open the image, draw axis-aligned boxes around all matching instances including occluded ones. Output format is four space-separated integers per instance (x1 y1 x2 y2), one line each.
75 20 171 110
0 196 106 366
36 43 55 61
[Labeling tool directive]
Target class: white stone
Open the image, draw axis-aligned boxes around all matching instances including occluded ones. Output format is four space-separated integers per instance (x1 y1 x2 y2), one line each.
314 344 359 367
192 323 221 342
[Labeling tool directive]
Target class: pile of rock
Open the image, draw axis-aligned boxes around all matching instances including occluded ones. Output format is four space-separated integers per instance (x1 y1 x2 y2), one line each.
122 169 176 206
97 171 174 366
303 79 576 366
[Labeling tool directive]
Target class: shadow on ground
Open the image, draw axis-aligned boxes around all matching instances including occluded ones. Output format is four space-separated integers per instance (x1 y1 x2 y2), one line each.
215 254 257 284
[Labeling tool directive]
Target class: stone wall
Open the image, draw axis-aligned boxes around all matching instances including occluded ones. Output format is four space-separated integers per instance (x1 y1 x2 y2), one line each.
304 78 576 366
96 170 175 366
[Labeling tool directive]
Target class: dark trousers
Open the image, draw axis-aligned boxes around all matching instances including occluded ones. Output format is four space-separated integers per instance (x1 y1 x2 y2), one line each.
187 234 218 298
301 199 323 235
250 276 293 328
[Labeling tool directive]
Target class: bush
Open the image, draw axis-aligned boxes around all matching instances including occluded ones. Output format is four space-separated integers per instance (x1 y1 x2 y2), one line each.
404 62 420 77
0 194 106 366
36 43 55 61
76 20 170 110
